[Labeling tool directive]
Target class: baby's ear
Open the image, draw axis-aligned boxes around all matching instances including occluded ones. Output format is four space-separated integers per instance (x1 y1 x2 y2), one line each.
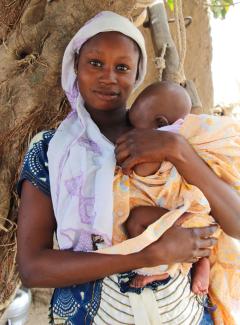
156 115 169 128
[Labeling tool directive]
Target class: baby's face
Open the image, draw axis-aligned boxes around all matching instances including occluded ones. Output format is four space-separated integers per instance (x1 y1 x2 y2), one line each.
138 114 169 128
129 89 191 129
129 102 169 129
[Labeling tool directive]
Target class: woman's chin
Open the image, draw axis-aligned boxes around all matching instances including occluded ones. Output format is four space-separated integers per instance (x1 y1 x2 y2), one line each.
86 101 124 112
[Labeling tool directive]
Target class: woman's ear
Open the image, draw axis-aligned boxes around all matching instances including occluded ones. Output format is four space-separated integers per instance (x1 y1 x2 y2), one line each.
74 53 79 75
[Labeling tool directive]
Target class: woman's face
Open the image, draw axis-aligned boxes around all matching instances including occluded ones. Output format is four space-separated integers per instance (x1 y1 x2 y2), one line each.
77 32 140 112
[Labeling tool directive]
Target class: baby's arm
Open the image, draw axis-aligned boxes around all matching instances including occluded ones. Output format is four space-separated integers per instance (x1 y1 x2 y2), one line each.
126 206 168 238
134 162 161 177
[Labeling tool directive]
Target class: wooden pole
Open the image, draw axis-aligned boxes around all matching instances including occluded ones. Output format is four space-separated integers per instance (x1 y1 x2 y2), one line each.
145 1 180 82
145 1 202 110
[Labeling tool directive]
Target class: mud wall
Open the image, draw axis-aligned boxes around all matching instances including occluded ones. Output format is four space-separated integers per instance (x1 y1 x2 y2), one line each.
130 0 213 112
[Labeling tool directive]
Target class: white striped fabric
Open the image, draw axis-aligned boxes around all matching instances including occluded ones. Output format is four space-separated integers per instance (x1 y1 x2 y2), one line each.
93 272 204 325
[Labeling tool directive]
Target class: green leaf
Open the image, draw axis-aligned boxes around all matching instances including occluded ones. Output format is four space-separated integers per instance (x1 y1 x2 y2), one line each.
166 0 174 11
209 0 234 19
164 0 235 19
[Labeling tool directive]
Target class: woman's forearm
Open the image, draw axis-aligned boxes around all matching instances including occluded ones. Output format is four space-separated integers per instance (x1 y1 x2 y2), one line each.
169 135 240 239
17 181 151 288
17 181 156 287
20 206 167 288
19 249 146 288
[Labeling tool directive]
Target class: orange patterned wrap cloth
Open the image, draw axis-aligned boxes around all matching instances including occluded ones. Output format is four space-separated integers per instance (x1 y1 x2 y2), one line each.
99 114 240 325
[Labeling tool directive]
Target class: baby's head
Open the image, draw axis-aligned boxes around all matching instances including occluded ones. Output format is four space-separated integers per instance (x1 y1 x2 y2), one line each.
129 81 192 128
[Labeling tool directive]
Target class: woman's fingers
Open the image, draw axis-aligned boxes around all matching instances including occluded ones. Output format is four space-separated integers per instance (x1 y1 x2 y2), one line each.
188 251 210 263
121 158 137 175
187 248 211 263
192 225 219 239
121 154 146 174
116 130 132 146
115 143 130 164
115 135 144 172
187 246 212 263
182 226 218 263
142 223 219 266
196 248 212 258
199 237 217 249
116 128 170 170
188 257 199 263
191 226 218 252
186 228 218 263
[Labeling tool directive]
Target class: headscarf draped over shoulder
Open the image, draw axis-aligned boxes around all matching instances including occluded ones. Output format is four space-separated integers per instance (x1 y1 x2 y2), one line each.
47 11 147 251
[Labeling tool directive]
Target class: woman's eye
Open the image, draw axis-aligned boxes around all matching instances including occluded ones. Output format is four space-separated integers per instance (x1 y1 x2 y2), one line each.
89 60 103 67
116 64 129 72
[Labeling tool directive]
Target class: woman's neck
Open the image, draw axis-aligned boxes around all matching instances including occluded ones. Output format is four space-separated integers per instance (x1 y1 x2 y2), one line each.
87 106 131 143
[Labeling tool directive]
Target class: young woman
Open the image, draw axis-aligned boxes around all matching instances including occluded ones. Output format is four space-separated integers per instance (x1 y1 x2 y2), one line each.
17 11 240 325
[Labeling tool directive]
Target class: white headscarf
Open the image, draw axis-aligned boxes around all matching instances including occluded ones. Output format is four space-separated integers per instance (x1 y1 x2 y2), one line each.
47 11 147 251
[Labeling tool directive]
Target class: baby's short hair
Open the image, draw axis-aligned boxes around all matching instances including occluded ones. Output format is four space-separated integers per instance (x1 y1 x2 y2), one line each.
130 81 192 126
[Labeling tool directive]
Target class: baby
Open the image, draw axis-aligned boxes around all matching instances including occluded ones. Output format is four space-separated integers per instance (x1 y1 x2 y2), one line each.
126 81 210 295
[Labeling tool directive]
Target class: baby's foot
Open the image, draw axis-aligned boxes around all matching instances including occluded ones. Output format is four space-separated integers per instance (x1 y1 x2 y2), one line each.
130 273 169 288
191 278 209 295
191 258 210 296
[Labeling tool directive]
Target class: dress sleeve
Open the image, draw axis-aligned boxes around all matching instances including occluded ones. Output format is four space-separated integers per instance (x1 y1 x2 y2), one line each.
17 130 55 197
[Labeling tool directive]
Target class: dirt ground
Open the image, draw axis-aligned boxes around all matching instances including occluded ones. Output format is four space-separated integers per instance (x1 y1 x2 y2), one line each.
26 289 52 325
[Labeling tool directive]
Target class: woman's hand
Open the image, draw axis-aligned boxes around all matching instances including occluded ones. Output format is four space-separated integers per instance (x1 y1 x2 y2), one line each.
140 224 218 267
115 128 181 175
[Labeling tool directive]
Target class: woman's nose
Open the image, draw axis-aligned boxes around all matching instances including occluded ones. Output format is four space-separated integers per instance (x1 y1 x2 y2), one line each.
99 67 117 84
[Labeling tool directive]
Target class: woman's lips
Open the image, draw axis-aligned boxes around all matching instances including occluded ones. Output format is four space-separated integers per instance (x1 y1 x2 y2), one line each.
94 90 119 101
